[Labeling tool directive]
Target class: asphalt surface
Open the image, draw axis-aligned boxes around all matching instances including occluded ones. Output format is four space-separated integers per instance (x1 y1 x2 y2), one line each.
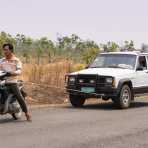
1 98 148 148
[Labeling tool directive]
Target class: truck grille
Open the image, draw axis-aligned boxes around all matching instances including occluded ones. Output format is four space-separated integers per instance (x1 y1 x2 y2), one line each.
77 74 106 87
77 74 97 85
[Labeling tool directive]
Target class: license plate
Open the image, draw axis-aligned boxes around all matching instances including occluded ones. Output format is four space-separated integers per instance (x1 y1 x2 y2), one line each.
81 87 95 93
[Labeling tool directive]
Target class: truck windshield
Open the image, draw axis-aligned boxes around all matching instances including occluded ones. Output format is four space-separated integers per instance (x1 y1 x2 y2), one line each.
89 54 137 69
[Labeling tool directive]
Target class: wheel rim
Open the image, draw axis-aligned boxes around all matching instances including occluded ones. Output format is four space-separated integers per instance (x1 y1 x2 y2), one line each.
122 89 130 105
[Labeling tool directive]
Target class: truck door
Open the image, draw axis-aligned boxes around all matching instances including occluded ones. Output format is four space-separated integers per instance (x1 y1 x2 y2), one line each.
134 56 148 93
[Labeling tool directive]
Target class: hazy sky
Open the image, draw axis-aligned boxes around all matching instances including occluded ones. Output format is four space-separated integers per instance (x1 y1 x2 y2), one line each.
0 0 148 48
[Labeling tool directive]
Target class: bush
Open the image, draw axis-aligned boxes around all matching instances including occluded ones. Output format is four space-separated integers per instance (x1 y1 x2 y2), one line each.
72 63 86 72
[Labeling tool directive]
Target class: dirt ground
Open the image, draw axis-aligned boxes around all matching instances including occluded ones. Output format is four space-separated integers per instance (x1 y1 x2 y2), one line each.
24 83 107 106
24 83 68 105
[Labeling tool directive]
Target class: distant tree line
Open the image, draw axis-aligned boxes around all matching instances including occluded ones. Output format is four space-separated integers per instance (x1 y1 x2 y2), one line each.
0 31 139 64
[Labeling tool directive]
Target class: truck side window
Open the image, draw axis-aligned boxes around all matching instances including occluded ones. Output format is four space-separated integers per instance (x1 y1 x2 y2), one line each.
138 56 147 70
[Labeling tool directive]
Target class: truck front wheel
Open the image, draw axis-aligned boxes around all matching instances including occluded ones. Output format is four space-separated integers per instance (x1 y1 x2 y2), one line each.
112 85 132 109
69 94 86 107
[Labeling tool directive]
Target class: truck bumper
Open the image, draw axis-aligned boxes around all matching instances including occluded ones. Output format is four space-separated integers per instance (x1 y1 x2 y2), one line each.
66 86 118 98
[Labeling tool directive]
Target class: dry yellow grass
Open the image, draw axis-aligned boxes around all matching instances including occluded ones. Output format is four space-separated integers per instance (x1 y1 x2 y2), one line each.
22 60 72 88
21 60 86 104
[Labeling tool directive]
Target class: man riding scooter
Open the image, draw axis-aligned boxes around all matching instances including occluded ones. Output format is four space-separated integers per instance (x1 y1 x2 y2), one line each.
0 43 31 121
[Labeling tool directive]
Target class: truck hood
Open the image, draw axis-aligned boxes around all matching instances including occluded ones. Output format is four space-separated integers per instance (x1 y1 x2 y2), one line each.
71 68 134 77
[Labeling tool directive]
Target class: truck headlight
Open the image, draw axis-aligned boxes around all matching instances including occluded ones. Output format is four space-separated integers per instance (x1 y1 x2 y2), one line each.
106 77 115 87
106 77 113 84
90 80 95 84
68 76 76 84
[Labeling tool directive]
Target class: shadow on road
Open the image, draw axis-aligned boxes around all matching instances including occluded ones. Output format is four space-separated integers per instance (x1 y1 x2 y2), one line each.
0 118 26 124
65 101 148 110
131 101 148 108
82 102 116 110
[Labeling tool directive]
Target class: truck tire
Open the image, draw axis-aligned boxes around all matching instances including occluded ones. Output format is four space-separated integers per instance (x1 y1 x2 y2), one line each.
112 84 132 109
69 94 86 107
102 97 110 101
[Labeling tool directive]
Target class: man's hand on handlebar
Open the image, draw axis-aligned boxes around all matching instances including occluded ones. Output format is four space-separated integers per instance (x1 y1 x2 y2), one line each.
5 71 17 76
5 72 12 76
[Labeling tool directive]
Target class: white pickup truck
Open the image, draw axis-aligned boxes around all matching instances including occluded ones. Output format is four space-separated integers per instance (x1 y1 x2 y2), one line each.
66 51 148 109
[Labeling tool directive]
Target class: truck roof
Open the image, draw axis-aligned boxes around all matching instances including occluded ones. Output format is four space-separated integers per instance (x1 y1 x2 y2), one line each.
100 51 148 56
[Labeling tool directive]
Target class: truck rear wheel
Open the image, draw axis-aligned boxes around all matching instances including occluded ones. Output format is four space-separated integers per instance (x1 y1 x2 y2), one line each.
69 94 86 107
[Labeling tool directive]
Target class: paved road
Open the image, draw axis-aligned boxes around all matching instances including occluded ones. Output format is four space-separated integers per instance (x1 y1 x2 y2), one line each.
1 98 148 148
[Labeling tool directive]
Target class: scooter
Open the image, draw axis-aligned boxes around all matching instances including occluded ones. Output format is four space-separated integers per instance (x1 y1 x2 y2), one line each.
0 71 25 120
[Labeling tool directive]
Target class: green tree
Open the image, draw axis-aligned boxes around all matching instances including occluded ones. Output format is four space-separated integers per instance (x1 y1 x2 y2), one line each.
39 37 55 62
82 48 100 64
56 34 81 58
100 42 119 52
123 40 135 51
15 34 33 62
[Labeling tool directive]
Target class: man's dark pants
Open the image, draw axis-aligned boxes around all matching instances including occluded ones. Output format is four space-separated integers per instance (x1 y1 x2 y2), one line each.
6 82 28 113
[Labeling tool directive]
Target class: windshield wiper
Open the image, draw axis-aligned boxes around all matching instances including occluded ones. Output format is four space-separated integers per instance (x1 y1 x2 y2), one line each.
107 65 127 69
90 66 103 68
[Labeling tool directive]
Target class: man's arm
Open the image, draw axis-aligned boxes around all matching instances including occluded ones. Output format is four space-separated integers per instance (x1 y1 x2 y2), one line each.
10 59 22 76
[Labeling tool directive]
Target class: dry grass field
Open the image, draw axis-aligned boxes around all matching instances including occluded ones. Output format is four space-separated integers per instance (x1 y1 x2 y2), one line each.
22 61 71 87
21 61 85 104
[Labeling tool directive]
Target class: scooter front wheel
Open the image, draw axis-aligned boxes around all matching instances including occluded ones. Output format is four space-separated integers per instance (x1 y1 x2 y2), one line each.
12 110 22 120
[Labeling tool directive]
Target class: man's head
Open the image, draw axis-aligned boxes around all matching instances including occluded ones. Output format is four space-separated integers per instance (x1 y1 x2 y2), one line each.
2 43 14 58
